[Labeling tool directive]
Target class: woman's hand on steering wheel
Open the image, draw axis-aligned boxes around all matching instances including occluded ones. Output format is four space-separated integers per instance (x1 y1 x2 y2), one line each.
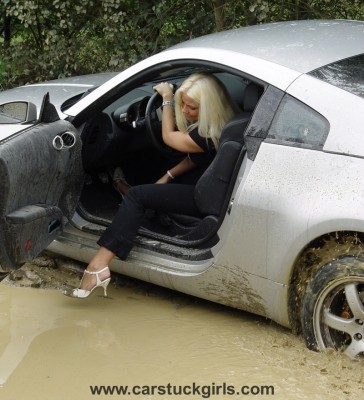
153 82 174 99
145 82 180 156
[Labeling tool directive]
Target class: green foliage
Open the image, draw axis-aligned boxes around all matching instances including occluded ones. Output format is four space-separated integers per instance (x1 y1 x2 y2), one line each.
1 0 364 89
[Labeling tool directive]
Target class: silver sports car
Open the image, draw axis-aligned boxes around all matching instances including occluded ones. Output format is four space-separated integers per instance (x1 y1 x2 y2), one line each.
1 19 364 358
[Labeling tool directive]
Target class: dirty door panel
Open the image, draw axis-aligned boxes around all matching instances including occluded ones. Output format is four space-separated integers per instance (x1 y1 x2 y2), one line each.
0 120 83 269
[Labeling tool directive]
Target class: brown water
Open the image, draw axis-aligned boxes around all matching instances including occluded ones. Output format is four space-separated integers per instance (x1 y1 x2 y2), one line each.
0 258 363 400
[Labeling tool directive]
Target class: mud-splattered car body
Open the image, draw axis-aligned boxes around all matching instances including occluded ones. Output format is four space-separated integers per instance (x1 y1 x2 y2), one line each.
1 20 364 358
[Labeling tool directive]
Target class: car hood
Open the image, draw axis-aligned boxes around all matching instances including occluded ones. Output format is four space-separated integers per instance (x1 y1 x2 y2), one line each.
0 124 33 141
0 72 118 141
0 72 118 112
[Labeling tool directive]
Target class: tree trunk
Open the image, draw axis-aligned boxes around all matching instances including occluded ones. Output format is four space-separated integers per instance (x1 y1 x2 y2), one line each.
295 0 310 19
3 14 11 45
211 0 226 31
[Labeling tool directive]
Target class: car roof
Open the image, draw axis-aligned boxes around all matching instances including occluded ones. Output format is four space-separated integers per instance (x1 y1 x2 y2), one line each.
171 20 364 73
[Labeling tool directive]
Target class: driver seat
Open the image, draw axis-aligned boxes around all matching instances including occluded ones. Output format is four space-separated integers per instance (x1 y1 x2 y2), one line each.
155 112 251 245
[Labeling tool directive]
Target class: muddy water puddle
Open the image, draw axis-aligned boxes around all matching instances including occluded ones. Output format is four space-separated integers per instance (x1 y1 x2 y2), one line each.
0 257 363 400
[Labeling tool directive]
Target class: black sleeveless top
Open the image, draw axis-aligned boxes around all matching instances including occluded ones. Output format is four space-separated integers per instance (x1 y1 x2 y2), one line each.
188 128 216 169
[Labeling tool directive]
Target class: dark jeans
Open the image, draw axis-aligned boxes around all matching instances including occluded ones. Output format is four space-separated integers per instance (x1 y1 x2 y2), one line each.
98 183 202 260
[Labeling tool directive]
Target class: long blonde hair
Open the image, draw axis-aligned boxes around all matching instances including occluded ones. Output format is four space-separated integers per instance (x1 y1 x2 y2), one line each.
174 73 237 149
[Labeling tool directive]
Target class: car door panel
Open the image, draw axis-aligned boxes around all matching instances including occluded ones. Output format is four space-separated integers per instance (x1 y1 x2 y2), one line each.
0 119 83 269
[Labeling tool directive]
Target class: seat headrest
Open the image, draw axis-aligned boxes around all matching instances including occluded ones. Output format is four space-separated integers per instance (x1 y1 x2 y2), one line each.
219 113 251 146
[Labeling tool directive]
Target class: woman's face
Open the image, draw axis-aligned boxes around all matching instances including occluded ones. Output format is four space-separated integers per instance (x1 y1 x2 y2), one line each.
181 92 199 121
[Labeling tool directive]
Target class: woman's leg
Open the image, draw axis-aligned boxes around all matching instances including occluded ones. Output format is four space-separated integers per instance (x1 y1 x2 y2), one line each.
78 183 199 290
98 183 199 259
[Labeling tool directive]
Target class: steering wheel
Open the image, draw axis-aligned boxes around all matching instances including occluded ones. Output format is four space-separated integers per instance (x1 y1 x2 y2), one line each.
145 92 164 151
145 91 181 157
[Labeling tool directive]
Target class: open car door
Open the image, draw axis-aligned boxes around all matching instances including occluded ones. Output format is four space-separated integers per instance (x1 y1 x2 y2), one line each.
0 95 83 271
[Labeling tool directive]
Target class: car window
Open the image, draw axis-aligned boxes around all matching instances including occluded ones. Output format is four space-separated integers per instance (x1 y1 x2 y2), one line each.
267 94 329 148
309 53 364 99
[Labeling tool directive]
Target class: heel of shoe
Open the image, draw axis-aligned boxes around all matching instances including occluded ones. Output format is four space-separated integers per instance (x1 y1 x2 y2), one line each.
101 277 111 297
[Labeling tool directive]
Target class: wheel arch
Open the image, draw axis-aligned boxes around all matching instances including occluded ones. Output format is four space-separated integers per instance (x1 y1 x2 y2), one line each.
287 230 364 334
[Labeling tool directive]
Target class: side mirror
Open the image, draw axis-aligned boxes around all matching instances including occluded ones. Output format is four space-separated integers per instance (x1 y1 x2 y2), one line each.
0 101 37 124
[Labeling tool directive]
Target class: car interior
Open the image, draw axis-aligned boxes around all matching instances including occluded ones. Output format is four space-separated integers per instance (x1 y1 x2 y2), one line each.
76 65 264 258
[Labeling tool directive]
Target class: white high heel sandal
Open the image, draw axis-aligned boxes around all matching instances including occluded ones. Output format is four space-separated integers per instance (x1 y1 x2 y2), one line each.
63 266 111 299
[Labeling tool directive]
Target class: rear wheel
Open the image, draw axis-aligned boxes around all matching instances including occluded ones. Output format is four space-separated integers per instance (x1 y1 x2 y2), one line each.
301 257 364 359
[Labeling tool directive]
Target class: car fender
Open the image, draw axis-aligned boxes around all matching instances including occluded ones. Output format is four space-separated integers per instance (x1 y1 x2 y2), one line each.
214 142 364 286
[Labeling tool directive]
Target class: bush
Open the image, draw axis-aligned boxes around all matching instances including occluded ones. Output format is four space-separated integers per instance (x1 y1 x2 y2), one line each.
1 0 364 89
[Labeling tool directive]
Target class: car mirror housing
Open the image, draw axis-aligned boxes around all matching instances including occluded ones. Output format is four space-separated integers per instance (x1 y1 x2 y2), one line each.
0 101 37 124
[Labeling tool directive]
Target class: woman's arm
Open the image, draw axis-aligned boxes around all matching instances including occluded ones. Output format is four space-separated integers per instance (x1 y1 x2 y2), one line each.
155 156 196 184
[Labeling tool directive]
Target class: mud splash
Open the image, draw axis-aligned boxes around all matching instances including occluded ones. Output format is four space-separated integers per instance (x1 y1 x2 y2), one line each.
0 255 363 400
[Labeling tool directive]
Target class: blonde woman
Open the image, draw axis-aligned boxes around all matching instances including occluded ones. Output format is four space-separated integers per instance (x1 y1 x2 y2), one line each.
65 73 237 299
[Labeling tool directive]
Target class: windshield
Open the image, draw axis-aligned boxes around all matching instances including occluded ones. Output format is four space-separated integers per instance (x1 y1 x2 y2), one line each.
309 53 364 99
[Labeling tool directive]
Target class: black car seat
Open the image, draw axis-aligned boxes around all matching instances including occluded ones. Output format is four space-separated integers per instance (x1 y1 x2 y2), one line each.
176 112 250 242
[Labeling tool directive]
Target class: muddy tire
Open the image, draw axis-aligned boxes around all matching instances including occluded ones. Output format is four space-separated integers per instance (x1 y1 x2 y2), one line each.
301 256 364 359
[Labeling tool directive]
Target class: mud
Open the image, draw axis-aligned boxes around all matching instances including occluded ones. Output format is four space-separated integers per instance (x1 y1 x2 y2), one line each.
0 253 363 400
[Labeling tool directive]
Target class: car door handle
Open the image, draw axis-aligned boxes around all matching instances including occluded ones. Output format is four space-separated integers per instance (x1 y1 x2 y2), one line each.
52 131 76 151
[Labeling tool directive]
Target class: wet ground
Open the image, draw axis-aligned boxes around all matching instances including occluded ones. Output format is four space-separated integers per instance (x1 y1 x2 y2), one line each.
0 253 363 400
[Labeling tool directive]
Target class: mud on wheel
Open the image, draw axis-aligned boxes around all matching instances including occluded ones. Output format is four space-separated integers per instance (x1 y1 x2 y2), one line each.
301 256 364 359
